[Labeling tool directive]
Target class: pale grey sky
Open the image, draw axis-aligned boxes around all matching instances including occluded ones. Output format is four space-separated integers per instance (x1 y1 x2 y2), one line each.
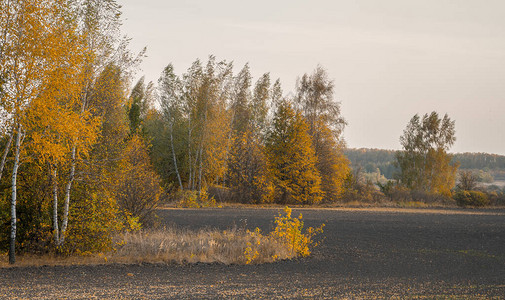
117 0 505 155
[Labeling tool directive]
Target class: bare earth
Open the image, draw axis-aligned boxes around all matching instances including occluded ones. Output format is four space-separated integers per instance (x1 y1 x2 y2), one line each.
1 207 505 299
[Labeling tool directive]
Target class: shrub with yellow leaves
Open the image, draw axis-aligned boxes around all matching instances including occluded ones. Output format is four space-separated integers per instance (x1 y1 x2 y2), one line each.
269 206 324 257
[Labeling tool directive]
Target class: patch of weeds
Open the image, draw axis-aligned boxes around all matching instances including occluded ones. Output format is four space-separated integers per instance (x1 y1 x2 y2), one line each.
175 189 219 208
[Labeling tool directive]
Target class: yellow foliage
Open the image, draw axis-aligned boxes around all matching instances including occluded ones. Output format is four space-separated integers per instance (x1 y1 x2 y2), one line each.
114 135 163 225
269 207 324 257
175 189 217 208
58 192 127 255
266 102 323 204
244 243 259 264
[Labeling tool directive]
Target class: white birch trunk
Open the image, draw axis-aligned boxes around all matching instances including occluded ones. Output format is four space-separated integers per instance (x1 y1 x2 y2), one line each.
56 85 88 246
9 126 21 264
52 167 60 245
59 145 76 245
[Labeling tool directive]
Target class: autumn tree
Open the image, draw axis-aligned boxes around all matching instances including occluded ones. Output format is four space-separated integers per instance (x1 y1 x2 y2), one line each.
61 63 130 254
457 170 478 191
0 0 159 261
228 130 273 203
313 120 350 200
114 135 163 225
230 64 252 135
251 73 270 135
295 66 348 201
395 112 459 195
157 64 184 189
56 0 144 251
265 101 322 204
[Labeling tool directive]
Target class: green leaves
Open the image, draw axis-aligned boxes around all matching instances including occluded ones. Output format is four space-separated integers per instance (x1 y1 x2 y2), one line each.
396 112 458 195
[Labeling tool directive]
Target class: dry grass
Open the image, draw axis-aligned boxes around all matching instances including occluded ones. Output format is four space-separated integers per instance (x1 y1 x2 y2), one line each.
0 227 297 268
111 227 295 265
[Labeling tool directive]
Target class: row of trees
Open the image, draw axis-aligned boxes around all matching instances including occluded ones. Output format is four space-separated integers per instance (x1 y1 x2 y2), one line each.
0 0 350 262
143 60 349 205
1 0 162 263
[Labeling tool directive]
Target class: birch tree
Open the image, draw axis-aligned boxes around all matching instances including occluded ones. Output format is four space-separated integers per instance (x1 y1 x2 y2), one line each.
53 0 142 248
396 112 459 195
0 0 90 263
294 66 348 201
158 64 184 190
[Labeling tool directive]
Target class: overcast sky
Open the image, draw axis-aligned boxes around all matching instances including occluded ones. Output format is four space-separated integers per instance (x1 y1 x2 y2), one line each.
117 0 505 155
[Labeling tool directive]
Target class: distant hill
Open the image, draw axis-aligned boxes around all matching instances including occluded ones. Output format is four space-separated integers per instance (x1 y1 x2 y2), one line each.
345 148 505 180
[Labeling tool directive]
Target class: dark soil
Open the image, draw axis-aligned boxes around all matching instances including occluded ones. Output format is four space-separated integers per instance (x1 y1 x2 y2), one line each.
1 207 505 299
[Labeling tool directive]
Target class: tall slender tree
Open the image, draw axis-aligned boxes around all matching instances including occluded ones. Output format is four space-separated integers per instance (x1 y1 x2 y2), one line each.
158 64 184 190
251 73 270 135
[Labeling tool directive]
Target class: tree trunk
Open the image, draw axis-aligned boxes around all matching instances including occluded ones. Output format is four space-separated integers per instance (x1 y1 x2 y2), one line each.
0 129 14 182
167 110 183 190
59 145 76 245
9 126 22 264
198 146 203 198
188 114 193 190
198 107 208 197
221 109 236 186
52 167 60 245
56 86 88 246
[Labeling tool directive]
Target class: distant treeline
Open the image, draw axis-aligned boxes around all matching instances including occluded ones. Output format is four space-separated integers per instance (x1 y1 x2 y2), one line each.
452 153 505 171
344 148 397 179
345 148 505 180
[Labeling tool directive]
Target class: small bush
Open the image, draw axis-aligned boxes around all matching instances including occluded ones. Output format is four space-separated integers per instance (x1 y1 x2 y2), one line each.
487 191 505 206
174 189 217 208
269 207 324 257
454 190 489 207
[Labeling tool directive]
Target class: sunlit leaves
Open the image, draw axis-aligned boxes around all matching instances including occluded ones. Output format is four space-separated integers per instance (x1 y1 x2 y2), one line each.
265 101 323 204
